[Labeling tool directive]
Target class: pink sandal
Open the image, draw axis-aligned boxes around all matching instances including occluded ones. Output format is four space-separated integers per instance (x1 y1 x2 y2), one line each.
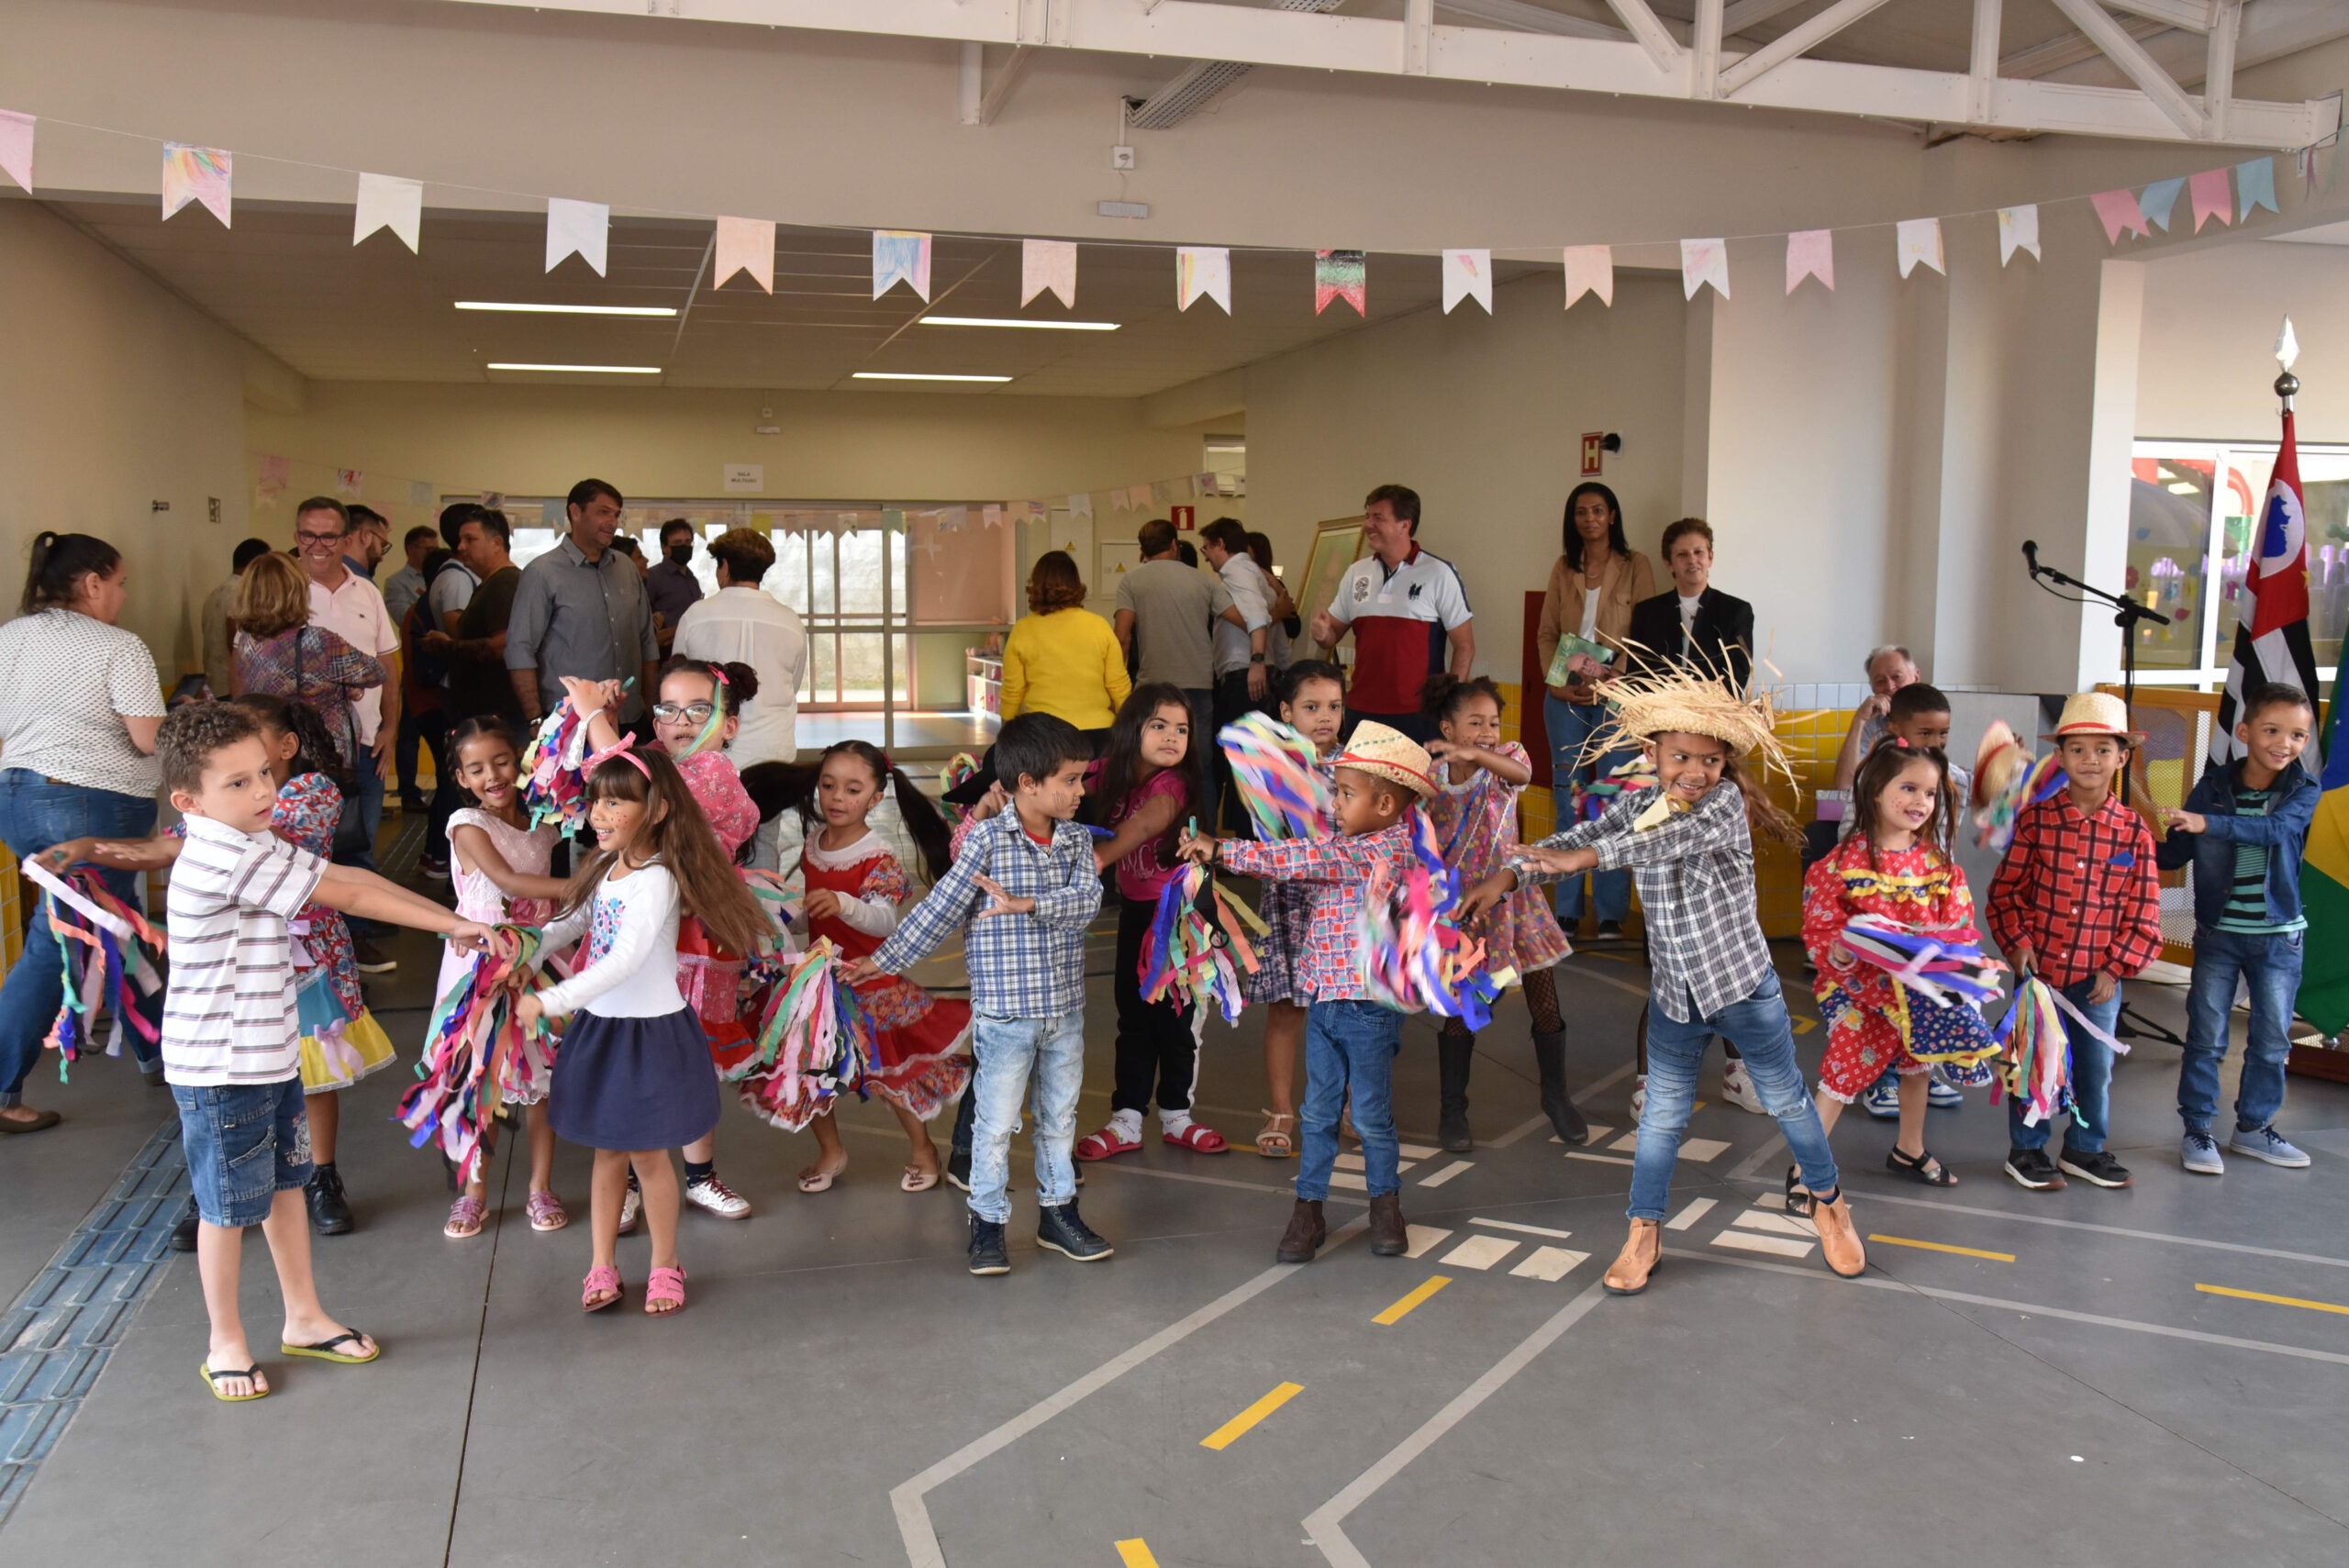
644 1265 687 1316
526 1191 569 1232
581 1264 623 1312
1163 1122 1229 1154
1075 1123 1142 1162
443 1195 487 1240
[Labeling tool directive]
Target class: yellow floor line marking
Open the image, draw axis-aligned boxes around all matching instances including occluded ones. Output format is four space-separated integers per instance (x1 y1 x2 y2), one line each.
2196 1283 2349 1317
1114 1540 1160 1567
1199 1381 1306 1451
1869 1233 2015 1262
1374 1275 1453 1325
1792 1016 1818 1034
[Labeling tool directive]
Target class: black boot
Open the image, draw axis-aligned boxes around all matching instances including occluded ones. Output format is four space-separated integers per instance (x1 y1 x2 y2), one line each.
304 1163 354 1235
1437 1031 1475 1153
1533 1029 1587 1145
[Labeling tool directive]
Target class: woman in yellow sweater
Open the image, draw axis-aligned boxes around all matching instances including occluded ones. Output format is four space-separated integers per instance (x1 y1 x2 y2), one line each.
999 550 1130 742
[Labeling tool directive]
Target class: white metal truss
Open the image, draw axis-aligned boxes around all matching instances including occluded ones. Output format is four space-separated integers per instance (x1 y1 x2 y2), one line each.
427 0 2339 150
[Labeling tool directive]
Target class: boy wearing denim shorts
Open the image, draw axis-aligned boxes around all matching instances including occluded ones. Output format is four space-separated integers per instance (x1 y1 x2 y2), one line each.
160 705 490 1401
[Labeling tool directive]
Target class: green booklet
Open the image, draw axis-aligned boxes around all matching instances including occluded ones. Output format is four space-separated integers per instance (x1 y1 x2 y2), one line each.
1545 632 1615 688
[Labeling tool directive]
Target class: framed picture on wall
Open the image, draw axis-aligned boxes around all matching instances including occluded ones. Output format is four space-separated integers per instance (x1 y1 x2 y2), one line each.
1296 517 1369 638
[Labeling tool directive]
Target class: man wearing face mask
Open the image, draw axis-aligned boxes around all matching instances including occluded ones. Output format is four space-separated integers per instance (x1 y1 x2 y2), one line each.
645 518 705 654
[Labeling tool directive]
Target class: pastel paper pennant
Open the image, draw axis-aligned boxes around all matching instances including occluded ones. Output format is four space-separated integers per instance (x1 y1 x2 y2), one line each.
1563 245 1613 308
1177 247 1230 313
1785 228 1833 295
1314 250 1367 317
2188 168 2232 231
2301 144 2322 197
2089 188 2150 245
546 197 609 275
1128 485 1152 510
1998 205 2041 265
941 505 968 533
873 229 932 301
1895 217 1944 279
1069 492 1093 520
715 216 775 292
1679 238 1730 301
2138 176 2185 231
353 172 422 253
981 505 1002 530
161 144 232 228
1441 249 1492 314
1194 472 1217 497
255 453 291 506
1021 239 1077 308
2236 156 2279 221
335 469 363 499
0 110 33 195
1152 480 1176 506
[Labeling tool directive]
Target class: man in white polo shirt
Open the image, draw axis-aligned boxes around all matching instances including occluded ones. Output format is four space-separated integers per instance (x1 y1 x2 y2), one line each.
293 498 403 960
1309 484 1474 744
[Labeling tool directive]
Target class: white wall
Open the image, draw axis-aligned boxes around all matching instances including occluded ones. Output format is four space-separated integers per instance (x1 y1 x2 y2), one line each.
2137 239 2349 443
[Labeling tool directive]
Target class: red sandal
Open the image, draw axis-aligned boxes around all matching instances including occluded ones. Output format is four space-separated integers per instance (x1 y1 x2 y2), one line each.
1163 1122 1229 1154
1074 1123 1142 1162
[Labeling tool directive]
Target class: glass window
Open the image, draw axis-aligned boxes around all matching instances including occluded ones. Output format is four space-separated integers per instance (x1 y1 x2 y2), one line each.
2127 453 2210 671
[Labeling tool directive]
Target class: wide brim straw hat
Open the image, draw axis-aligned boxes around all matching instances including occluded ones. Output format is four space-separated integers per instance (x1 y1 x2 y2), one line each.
2040 691 2146 745
1334 721 1436 799
1584 647 1798 790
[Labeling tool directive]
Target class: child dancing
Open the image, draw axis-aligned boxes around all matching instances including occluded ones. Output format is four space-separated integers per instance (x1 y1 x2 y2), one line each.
1245 660 1347 1158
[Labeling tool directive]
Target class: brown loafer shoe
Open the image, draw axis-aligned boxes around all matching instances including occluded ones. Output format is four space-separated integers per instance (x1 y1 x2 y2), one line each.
1602 1218 1661 1296
1812 1192 1867 1278
1275 1198 1326 1263
1366 1192 1408 1256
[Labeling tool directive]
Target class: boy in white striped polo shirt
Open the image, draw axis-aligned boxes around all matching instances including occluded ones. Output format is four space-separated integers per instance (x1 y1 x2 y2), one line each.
157 704 492 1403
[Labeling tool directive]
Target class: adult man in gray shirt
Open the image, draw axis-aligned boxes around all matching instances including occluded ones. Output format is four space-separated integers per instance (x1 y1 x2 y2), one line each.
1113 517 1249 820
506 478 660 726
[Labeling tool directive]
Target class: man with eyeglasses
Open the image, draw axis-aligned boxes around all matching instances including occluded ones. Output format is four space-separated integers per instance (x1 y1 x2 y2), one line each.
505 478 660 732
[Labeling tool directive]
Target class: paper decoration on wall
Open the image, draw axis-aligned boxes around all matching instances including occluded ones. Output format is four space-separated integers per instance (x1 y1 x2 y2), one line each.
1151 479 1175 505
941 505 968 533
1785 228 1833 295
409 480 433 508
1194 472 1218 497
2300 144 2323 196
1314 250 1366 317
354 172 422 252
2137 176 2185 232
1177 247 1230 313
873 229 932 300
715 216 775 292
981 504 1002 529
161 144 232 228
1998 204 2042 265
0 110 33 195
1127 485 1152 510
2188 168 2232 231
1895 217 1943 279
546 197 609 275
334 469 363 498
1441 249 1491 314
1679 239 1729 301
911 515 943 564
255 454 291 507
2236 156 2279 221
2089 188 2150 245
1563 245 1613 309
1069 492 1093 520
1022 239 1077 308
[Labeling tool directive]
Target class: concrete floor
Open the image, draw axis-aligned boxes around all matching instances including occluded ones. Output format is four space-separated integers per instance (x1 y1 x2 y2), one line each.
4 893 2347 1566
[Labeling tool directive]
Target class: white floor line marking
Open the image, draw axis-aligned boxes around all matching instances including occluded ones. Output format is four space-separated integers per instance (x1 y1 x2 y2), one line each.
1563 1151 1633 1167
1330 1173 1369 1191
1397 1142 1441 1162
1403 1225 1454 1260
890 1219 1372 1568
1492 1062 1635 1150
1679 1137 1732 1163
1510 1246 1589 1282
1831 1186 2349 1271
1726 1132 1788 1183
1439 1235 1520 1271
1335 1153 1365 1172
1664 1196 1716 1231
1731 1210 1817 1240
1470 1217 1574 1240
1086 1162 1368 1206
1711 1230 1815 1259
1607 1132 1639 1153
1418 1161 1474 1188
1493 1114 1553 1149
1573 966 1653 1000
1303 1282 1611 1568
1659 1246 2349 1368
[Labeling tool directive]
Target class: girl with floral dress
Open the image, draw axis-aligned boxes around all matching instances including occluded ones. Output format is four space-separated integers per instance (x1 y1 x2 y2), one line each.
1246 660 1347 1159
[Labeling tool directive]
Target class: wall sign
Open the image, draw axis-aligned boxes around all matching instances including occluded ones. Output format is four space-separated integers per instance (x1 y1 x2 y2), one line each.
723 463 764 493
1580 432 1604 477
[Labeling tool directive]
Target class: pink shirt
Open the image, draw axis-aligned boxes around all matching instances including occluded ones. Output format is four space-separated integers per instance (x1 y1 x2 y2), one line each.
1103 765 1190 903
677 750 758 857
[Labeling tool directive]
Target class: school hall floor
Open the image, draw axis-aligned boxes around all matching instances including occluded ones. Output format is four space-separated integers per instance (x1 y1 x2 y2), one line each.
5 919 2348 1567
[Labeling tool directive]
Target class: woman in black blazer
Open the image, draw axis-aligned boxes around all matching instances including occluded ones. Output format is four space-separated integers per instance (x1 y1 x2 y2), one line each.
1624 517 1753 691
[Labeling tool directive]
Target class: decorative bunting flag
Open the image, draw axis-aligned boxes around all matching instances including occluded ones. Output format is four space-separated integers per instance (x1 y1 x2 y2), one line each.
1151 479 1176 505
2236 156 2279 221
941 505 968 533
2138 176 2185 231
873 229 932 300
1998 204 2042 265
1194 472 1218 497
1441 249 1492 314
2188 167 2232 231
1563 245 1613 309
2089 188 2151 245
1314 250 1366 317
1129 484 1152 510
1021 239 1077 308
1895 217 1944 279
715 216 775 292
2301 144 2323 196
409 480 433 508
981 504 1002 529
161 143 232 228
255 453 291 507
353 172 422 253
1679 239 1729 301
1176 246 1230 313
335 469 363 499
1785 229 1833 295
546 197 608 275
1069 492 1093 520
0 109 33 194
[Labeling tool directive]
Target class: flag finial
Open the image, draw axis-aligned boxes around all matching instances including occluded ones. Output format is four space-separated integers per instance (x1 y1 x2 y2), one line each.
2276 315 2301 404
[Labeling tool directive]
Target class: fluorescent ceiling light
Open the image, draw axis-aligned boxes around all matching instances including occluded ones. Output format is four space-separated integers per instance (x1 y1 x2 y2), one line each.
458 301 677 317
918 315 1119 331
486 362 662 374
852 372 1014 384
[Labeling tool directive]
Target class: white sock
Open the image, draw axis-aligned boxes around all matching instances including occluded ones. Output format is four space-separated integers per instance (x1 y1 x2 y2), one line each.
1161 1107 1194 1138
1108 1108 1143 1141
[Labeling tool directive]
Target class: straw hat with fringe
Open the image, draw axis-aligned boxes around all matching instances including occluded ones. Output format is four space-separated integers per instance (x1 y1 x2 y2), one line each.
1580 650 1798 791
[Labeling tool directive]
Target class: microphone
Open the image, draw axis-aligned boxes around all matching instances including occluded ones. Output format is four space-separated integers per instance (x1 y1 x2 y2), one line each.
2021 539 2041 577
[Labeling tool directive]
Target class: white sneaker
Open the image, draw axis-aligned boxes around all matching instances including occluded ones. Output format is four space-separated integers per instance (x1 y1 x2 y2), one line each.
1720 1060 1766 1115
685 1174 753 1219
618 1183 641 1235
1630 1074 1647 1120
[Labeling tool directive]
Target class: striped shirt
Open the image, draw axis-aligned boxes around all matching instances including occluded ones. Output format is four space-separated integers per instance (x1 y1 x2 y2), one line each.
161 814 326 1086
2216 784 2305 934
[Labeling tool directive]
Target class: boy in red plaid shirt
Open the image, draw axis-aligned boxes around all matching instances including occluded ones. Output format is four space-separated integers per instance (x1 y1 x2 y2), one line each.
1986 693 2162 1193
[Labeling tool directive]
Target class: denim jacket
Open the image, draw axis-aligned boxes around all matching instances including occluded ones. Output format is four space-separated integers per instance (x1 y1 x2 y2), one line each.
2154 757 2318 929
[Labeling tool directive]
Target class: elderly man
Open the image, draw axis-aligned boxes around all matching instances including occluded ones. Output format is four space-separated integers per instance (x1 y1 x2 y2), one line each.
505 478 660 728
1309 484 1474 744
1832 643 1921 791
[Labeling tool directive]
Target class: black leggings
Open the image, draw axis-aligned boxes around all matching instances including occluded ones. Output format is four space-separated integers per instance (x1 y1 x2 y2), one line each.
1442 965 1561 1040
1111 894 1198 1115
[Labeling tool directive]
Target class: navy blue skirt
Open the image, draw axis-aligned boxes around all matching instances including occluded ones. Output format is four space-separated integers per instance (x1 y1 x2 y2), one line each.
548 1006 721 1151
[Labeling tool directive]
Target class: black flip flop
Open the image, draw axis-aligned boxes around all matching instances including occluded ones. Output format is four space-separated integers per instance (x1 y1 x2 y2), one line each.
1887 1147 1958 1187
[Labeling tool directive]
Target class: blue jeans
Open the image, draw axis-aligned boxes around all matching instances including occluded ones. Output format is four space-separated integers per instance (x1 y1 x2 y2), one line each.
332 754 385 873
0 772 160 1103
1297 999 1404 1202
2180 926 2303 1135
966 1009 1085 1224
1542 694 1631 925
173 1075 311 1228
1631 972 1838 1219
2009 977 2121 1153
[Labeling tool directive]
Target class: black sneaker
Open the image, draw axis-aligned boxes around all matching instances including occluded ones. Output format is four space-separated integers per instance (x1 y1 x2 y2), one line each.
2003 1147 2065 1191
400 792 429 814
1037 1199 1114 1262
305 1163 355 1233
946 1149 972 1194
2058 1147 2133 1189
967 1216 1010 1276
351 938 396 975
168 1195 199 1252
1595 919 1624 942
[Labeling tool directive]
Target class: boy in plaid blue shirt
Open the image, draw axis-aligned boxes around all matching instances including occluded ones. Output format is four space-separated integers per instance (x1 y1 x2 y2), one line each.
849 713 1108 1277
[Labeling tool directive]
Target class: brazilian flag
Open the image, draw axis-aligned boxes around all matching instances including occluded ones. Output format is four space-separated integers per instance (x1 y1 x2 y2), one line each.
2299 672 2349 1033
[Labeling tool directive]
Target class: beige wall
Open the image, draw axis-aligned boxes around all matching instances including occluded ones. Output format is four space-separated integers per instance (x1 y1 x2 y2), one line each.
2137 239 2349 444
0 202 250 674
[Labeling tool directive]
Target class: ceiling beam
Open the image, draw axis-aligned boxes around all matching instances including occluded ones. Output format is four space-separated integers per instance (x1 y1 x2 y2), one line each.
2104 0 2216 30
2002 16 2168 81
1720 0 1813 38
2035 0 2349 89
1432 0 1623 42
1602 0 1683 72
1718 0 1895 100
2205 0 2239 140
1691 0 1722 97
1969 0 2000 124
2047 0 2203 137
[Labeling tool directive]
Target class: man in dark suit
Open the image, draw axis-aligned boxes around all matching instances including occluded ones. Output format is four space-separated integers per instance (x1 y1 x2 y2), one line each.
1624 517 1754 691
